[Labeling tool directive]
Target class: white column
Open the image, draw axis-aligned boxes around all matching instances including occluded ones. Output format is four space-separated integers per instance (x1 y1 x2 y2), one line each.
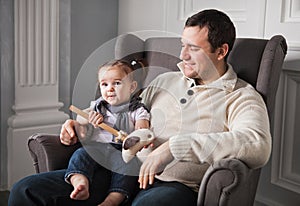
7 0 69 188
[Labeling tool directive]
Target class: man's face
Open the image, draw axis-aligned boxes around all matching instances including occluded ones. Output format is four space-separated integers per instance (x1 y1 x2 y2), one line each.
180 26 220 83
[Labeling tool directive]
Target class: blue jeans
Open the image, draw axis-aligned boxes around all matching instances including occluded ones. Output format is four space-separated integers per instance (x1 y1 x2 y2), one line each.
8 169 111 206
8 142 141 206
8 143 197 206
65 143 140 198
132 180 198 206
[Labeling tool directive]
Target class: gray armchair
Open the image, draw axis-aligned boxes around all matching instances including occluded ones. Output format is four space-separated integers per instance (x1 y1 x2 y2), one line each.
28 34 287 206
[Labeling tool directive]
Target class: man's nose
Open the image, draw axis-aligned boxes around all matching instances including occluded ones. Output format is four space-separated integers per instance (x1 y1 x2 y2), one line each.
180 47 190 60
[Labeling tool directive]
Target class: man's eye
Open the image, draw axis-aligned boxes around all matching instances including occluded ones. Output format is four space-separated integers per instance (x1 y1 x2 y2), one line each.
190 46 200 51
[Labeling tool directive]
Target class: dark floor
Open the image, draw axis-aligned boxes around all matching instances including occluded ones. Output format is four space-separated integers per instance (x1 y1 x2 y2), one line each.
0 191 9 206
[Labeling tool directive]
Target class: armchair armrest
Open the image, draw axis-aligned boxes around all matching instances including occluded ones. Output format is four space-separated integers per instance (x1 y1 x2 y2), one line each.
198 159 261 206
28 133 81 173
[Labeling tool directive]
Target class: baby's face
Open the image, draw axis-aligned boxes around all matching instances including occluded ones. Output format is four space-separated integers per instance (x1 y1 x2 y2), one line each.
98 66 136 106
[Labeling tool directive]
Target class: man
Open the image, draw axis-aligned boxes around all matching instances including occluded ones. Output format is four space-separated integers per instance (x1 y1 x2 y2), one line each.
131 9 271 205
8 9 271 206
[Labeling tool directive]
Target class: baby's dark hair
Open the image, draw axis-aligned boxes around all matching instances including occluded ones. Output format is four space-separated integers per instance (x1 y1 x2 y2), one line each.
98 59 144 81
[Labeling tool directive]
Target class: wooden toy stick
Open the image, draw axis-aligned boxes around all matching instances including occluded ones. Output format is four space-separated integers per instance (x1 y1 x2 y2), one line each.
69 105 120 137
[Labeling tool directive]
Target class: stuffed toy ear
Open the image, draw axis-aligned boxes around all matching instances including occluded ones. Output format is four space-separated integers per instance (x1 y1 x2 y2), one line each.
122 128 155 163
123 136 140 150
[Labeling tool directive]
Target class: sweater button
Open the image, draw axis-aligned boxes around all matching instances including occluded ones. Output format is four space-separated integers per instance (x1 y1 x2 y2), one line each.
180 98 187 104
187 89 194 95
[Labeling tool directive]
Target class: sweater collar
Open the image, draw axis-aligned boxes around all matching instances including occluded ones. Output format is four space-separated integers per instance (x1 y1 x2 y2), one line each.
177 61 237 92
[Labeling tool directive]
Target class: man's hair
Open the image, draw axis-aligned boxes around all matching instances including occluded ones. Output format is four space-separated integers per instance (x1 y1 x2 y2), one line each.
185 9 236 60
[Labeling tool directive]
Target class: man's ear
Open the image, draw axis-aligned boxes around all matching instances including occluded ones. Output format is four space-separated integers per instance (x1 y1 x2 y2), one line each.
130 81 138 94
217 43 229 60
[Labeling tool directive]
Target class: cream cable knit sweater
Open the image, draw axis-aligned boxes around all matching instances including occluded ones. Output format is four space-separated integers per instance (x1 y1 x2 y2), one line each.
139 62 271 192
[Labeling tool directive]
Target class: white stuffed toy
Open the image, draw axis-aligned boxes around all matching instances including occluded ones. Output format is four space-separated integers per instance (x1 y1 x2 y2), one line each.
122 129 155 163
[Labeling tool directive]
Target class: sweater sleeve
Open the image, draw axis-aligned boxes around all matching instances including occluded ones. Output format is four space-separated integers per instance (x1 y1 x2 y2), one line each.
134 106 151 121
169 88 272 169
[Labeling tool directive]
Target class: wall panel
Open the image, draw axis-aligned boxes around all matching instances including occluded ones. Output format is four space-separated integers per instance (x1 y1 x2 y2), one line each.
265 0 300 49
165 0 266 37
272 70 300 194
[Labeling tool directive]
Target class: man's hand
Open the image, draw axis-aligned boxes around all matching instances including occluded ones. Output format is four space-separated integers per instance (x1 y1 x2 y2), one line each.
59 119 86 145
138 141 174 189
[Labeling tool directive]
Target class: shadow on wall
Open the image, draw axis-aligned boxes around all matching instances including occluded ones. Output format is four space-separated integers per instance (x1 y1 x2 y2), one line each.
0 190 9 206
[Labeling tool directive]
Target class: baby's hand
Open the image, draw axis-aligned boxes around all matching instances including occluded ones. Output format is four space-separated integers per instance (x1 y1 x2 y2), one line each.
88 111 103 128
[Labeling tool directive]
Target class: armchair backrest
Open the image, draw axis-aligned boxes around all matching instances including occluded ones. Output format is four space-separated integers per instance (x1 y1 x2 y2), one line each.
228 36 287 121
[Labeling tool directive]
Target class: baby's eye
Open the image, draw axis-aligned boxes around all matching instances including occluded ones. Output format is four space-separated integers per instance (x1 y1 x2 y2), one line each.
100 82 108 87
114 81 122 86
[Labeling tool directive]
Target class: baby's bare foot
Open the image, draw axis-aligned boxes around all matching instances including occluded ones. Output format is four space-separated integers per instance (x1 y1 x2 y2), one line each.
70 174 89 200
